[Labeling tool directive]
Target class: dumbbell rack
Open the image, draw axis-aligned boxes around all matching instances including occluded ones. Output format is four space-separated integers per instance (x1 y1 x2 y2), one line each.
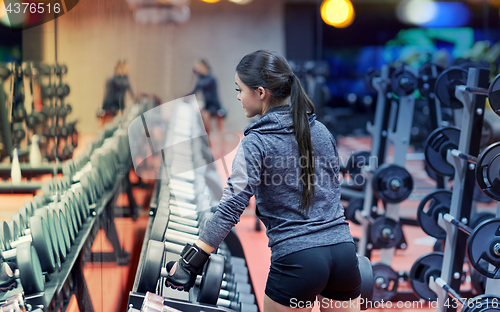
0 101 152 311
357 64 419 259
128 98 258 312
432 67 497 312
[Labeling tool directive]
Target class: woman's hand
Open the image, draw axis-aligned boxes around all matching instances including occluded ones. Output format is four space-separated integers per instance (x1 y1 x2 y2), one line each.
165 260 197 291
164 243 212 291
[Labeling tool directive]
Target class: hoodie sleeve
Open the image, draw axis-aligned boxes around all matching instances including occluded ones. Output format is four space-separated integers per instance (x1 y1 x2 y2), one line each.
199 133 265 248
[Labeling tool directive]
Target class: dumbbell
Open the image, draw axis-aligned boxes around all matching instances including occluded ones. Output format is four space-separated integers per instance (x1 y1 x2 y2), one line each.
49 202 76 246
1 241 45 295
0 217 54 287
63 190 84 230
48 202 74 251
410 252 500 312
30 206 62 271
416 189 500 279
137 240 225 306
222 272 248 285
217 251 247 268
148 240 245 301
79 171 99 207
150 207 213 242
34 207 67 264
70 184 91 221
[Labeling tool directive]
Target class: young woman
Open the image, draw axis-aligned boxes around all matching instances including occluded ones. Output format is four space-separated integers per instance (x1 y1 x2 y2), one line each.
167 50 361 312
189 59 226 134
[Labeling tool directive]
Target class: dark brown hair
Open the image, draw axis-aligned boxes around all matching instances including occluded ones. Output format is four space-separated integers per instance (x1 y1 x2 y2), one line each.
236 50 316 214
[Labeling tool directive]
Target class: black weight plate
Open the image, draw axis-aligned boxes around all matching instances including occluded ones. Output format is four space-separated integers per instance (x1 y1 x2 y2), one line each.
198 254 225 305
372 164 413 203
435 67 468 108
0 221 12 250
425 162 441 182
34 207 62 270
137 240 164 294
364 68 380 93
358 255 374 307
470 212 495 229
370 217 403 249
345 150 371 185
424 126 461 177
345 198 364 225
63 84 70 96
17 242 44 295
481 120 493 149
476 142 500 201
391 67 418 97
150 211 170 242
489 73 500 118
30 216 56 274
409 252 443 301
372 263 398 301
462 294 500 312
467 218 500 279
417 189 452 240
470 268 486 295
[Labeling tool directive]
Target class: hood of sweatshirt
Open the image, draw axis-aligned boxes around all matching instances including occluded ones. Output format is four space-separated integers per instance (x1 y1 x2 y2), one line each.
243 105 317 136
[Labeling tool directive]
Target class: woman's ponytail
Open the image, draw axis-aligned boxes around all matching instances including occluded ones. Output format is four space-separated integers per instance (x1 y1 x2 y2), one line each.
290 75 315 215
236 50 316 215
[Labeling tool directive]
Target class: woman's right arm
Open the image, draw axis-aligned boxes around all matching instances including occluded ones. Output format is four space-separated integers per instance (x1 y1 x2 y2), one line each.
198 133 265 250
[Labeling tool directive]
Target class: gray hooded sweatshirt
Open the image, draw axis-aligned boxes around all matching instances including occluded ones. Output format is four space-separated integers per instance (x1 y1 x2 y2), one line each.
199 105 353 261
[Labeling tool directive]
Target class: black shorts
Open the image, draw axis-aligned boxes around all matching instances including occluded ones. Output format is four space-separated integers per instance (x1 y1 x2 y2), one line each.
265 242 361 307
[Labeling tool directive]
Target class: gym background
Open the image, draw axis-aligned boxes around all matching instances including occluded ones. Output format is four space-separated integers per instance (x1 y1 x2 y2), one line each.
1 0 500 312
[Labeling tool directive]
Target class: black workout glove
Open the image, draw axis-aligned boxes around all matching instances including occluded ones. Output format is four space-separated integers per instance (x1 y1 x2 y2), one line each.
165 243 210 292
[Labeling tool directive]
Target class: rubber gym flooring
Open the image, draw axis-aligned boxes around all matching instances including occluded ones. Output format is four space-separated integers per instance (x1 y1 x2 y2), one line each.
1 133 497 312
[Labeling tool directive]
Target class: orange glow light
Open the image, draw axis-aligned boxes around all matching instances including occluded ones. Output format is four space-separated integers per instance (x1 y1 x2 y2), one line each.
0 1 6 19
320 0 355 28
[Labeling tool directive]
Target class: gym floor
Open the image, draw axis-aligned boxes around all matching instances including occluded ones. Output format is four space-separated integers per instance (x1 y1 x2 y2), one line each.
1 132 497 312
